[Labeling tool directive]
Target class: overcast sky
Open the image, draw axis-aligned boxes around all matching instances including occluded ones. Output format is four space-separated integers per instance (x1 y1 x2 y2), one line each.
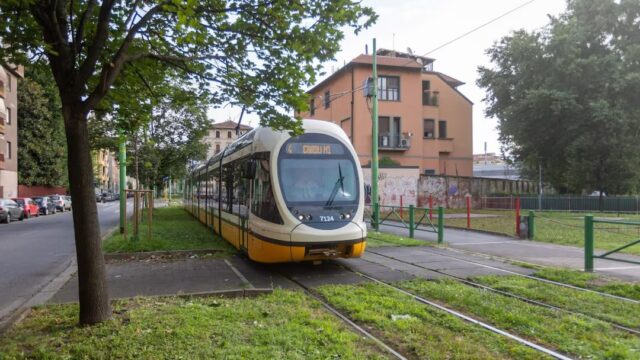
209 0 567 155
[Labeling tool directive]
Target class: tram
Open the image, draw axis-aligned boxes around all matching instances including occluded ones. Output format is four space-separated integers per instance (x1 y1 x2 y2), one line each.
184 119 367 263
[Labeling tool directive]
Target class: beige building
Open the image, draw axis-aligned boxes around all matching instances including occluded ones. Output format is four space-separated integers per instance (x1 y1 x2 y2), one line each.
93 149 120 192
0 65 23 198
301 48 473 176
202 120 252 159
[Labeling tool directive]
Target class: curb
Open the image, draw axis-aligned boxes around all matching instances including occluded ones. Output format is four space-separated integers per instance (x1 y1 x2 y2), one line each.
104 249 227 262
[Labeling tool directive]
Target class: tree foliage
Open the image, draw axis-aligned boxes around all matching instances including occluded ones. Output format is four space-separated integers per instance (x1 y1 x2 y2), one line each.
0 1 376 325
478 0 640 194
17 65 68 187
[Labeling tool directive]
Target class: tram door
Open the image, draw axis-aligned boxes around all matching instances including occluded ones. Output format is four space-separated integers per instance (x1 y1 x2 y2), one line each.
239 175 250 252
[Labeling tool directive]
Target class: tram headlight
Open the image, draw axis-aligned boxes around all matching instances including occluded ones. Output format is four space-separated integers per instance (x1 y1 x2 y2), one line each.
297 214 305 221
306 214 312 221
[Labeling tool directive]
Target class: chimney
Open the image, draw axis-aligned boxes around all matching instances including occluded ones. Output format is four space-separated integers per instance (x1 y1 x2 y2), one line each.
365 44 369 55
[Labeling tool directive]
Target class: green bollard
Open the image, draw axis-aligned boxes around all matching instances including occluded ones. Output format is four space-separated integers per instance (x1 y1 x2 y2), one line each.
437 206 444 244
409 205 415 238
585 215 594 272
528 211 535 239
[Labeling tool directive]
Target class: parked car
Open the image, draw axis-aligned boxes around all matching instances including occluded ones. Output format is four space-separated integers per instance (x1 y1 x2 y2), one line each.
12 197 39 218
0 199 24 223
65 196 72 209
33 196 57 215
49 194 71 212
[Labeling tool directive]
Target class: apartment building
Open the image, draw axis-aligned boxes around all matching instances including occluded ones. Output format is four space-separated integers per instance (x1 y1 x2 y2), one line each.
302 49 473 176
202 120 253 159
93 149 120 193
0 65 23 198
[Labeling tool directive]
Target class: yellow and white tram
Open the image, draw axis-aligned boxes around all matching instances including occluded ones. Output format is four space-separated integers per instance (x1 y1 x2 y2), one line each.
184 119 367 263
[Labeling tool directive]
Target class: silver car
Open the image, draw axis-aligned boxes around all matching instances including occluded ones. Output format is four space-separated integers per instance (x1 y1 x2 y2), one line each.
0 199 24 223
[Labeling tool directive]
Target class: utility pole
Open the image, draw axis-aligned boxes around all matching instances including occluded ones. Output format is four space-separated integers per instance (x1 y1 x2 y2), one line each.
119 129 127 234
372 38 380 230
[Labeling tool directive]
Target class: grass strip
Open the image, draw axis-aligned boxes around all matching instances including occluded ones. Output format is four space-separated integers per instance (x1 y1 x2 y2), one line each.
367 231 426 248
318 283 544 359
534 268 640 301
472 274 640 329
0 290 385 360
401 278 640 359
103 206 235 254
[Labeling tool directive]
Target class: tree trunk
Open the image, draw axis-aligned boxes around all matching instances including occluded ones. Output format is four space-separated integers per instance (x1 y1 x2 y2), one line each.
64 106 111 325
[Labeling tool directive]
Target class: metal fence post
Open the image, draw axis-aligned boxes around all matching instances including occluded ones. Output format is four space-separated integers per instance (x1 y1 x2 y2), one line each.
373 203 379 231
409 205 415 238
528 210 535 239
585 215 594 272
437 206 444 244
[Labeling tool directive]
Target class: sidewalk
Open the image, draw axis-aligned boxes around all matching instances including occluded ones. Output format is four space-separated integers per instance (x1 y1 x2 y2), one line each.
375 222 640 282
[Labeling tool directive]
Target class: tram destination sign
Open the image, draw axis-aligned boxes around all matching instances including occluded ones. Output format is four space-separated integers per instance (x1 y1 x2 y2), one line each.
286 143 344 155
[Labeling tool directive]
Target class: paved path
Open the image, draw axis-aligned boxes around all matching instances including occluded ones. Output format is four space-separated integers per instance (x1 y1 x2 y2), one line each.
0 200 130 320
375 222 640 282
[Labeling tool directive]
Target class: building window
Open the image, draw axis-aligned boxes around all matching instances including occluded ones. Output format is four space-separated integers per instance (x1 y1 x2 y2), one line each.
6 74 11 91
438 120 447 138
0 115 4 126
378 76 400 101
6 108 10 125
215 144 220 153
422 80 432 105
0 80 3 92
324 90 330 108
227 131 232 139
423 119 435 138
6 141 11 159
310 98 315 116
215 130 220 138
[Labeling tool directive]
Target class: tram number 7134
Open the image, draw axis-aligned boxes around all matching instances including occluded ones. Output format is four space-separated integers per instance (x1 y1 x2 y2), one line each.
319 215 335 222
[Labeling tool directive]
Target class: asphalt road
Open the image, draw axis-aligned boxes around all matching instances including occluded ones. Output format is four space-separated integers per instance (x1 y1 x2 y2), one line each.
0 200 128 319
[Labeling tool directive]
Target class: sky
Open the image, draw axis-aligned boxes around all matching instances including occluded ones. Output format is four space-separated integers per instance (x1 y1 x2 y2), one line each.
208 0 567 155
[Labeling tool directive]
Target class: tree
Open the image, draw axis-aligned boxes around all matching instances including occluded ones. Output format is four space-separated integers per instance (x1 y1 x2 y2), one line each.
18 64 68 187
0 1 376 325
477 0 640 194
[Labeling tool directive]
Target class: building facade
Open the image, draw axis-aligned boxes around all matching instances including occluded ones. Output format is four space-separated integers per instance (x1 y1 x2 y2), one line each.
202 120 253 160
93 149 120 193
301 49 473 176
0 65 23 198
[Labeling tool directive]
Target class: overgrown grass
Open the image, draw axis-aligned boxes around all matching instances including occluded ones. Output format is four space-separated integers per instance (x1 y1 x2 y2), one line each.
319 283 543 359
534 267 640 301
472 274 640 329
102 206 235 254
0 291 386 359
402 278 640 359
366 231 427 247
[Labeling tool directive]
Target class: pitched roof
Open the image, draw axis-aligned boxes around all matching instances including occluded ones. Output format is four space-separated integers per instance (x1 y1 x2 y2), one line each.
210 120 253 130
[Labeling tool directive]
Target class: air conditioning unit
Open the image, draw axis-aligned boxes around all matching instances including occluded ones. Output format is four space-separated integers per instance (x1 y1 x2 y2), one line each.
400 138 409 147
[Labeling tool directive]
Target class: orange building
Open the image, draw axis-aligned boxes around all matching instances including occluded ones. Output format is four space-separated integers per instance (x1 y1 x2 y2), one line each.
301 49 472 176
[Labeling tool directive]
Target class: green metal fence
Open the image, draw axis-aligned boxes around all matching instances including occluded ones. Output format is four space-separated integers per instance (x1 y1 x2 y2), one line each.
366 204 444 244
584 215 640 272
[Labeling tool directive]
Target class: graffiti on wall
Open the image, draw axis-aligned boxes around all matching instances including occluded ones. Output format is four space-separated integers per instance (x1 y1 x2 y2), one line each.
362 168 419 207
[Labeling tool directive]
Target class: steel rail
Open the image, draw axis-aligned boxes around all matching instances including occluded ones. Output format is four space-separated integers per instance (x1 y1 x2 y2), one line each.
341 268 573 360
411 246 640 304
280 274 407 360
365 250 640 336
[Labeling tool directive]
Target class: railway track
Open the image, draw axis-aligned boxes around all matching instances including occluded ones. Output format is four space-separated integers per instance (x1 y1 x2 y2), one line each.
280 273 408 360
368 233 639 304
281 267 572 360
364 249 640 336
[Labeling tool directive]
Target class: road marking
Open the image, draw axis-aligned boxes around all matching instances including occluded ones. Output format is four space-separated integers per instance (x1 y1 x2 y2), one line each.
455 241 516 245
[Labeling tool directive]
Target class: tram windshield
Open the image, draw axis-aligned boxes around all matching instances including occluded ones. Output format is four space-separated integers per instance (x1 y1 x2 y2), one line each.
278 133 359 206
279 159 358 204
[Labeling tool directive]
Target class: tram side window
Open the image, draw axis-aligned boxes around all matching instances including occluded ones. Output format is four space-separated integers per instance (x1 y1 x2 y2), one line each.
222 164 234 213
232 159 249 217
251 157 283 224
211 170 220 209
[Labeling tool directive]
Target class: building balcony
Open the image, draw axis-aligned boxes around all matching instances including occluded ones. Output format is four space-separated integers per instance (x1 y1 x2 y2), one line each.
438 138 454 153
379 133 410 151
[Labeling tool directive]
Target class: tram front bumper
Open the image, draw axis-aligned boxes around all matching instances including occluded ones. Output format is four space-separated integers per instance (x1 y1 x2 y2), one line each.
289 221 367 261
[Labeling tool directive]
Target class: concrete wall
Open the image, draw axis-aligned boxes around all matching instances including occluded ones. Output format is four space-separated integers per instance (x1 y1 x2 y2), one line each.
362 167 420 207
417 175 543 208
